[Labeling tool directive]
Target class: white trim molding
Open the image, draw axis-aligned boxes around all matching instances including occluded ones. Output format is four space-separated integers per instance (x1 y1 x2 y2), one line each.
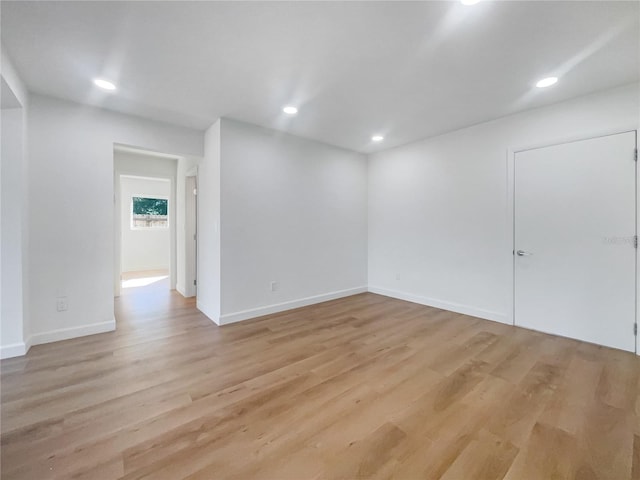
368 286 509 325
29 318 116 346
0 342 28 359
177 283 196 299
218 286 368 326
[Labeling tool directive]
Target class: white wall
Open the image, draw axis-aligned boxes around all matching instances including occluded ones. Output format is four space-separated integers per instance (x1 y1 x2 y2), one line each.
216 119 368 324
8 73 637 355
120 176 171 272
368 83 640 324
27 94 202 346
1 108 26 357
1 46 29 359
197 120 221 322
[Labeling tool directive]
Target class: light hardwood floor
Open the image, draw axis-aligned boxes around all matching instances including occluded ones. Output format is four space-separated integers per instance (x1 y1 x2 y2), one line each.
1 287 639 479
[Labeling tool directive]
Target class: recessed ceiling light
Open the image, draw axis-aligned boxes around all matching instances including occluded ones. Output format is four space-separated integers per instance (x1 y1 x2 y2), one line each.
461 0 481 5
93 78 116 91
283 106 298 115
371 135 384 142
536 76 558 88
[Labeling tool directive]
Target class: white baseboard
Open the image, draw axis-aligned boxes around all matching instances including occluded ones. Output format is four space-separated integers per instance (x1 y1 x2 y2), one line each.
176 283 186 297
197 300 221 325
29 319 116 346
0 342 28 359
177 283 195 299
219 286 368 326
367 286 509 325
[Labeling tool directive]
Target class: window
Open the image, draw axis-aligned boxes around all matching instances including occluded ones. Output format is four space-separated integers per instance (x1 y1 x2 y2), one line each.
131 196 168 229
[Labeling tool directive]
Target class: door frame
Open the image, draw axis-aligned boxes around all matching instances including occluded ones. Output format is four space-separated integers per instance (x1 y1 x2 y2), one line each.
506 127 638 353
183 172 198 298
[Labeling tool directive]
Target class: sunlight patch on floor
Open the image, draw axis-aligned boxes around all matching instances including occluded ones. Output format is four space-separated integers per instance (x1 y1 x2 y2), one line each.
122 275 169 289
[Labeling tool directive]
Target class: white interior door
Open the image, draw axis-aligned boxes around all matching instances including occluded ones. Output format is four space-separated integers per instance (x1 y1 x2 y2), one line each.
514 131 637 352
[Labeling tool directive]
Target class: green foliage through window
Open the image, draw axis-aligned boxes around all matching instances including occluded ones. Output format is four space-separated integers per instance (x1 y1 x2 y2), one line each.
132 197 168 216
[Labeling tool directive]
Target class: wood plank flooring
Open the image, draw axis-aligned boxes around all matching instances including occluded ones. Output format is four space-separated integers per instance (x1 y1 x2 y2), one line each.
1 287 639 479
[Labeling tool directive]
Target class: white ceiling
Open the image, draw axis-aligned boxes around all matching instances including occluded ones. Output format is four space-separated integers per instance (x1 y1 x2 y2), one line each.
1 1 638 153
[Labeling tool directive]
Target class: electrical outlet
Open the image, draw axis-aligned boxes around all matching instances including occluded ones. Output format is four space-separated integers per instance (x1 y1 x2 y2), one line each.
56 296 68 312
395 273 401 281
270 281 278 292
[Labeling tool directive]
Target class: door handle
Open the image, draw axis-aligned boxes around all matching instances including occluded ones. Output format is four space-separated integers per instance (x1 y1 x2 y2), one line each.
516 250 533 256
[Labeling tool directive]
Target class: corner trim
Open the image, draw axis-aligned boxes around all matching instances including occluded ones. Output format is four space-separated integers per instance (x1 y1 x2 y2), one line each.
29 318 116 346
367 286 509 324
219 286 368 325
0 342 28 359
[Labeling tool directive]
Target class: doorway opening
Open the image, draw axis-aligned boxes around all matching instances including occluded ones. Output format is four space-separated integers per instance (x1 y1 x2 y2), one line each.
120 175 172 293
113 145 199 305
113 145 179 297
